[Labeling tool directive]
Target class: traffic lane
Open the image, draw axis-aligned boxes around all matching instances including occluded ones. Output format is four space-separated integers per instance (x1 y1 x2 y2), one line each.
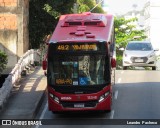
114 70 160 118
116 70 160 83
35 70 160 128
36 89 160 127
38 70 160 118
42 104 112 119
113 82 160 119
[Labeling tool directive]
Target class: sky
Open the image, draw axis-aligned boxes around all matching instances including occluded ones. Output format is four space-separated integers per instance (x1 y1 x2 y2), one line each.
103 0 148 15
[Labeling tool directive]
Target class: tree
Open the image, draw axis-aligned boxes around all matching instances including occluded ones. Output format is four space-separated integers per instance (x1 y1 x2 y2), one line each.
29 0 75 49
114 17 147 68
0 50 7 75
77 0 104 13
29 0 104 49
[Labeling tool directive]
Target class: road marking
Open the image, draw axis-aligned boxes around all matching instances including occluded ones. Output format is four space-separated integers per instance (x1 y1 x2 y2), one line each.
114 90 118 100
35 103 48 128
117 78 121 83
110 110 115 119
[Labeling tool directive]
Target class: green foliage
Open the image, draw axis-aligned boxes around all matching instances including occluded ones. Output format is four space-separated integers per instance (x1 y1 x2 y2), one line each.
0 50 7 75
29 0 75 49
114 17 147 69
29 0 104 49
77 0 104 13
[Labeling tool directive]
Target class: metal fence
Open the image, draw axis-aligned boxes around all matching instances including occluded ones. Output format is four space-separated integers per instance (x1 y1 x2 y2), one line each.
0 49 40 108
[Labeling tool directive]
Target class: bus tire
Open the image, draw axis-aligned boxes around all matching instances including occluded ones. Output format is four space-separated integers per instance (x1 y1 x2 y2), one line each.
52 111 61 114
103 109 111 113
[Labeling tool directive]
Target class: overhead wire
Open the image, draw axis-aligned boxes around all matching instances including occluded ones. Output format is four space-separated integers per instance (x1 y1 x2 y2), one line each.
89 0 104 12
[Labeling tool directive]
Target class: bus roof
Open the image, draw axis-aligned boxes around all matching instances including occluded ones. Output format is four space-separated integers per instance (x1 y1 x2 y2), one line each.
49 12 114 43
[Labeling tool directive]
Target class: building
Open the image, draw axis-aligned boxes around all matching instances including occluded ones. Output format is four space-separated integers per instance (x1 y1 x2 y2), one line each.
123 10 145 31
0 0 29 70
144 0 160 54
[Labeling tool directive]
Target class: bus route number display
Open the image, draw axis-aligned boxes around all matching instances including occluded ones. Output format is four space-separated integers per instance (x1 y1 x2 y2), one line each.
56 78 72 85
56 44 97 51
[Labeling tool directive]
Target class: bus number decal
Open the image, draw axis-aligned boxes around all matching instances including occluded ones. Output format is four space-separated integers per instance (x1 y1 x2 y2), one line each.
57 45 69 50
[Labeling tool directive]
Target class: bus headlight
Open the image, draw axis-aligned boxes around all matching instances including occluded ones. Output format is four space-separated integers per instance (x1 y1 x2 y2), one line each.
49 93 60 103
104 92 110 97
99 95 105 102
54 96 60 103
98 91 110 103
49 93 54 98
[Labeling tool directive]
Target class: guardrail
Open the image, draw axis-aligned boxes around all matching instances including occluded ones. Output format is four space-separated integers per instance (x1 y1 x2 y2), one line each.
0 49 41 108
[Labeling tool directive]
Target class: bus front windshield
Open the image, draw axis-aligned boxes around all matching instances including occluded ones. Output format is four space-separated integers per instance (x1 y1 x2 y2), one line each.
47 54 110 86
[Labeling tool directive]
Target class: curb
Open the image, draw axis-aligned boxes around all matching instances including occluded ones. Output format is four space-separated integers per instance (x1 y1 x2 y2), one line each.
0 80 12 109
32 88 47 118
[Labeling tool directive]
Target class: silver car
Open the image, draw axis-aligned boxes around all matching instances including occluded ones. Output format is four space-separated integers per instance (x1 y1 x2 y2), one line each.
122 41 158 70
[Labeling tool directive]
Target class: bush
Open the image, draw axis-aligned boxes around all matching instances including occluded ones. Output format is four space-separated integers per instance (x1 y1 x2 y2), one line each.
0 50 8 75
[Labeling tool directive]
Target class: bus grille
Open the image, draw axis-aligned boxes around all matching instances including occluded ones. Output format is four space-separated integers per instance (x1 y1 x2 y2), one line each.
61 101 97 108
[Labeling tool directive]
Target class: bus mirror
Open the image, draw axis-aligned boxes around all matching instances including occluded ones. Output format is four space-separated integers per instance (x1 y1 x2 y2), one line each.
111 58 116 68
42 60 47 70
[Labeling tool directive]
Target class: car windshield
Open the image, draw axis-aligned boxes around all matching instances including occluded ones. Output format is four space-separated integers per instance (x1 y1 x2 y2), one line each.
126 43 153 51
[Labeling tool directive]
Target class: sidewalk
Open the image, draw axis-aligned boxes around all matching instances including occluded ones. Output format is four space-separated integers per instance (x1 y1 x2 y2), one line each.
0 66 47 119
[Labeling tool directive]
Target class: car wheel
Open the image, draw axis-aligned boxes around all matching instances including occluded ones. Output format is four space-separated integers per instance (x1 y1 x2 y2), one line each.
152 66 156 70
123 66 127 70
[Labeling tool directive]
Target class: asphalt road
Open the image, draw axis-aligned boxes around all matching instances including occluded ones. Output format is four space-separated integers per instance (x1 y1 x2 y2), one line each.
34 70 160 128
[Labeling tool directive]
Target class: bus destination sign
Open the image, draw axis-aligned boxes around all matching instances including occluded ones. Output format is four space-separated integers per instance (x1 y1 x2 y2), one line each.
56 44 97 51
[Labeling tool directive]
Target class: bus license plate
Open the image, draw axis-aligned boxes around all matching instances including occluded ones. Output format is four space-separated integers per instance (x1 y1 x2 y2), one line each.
74 103 84 108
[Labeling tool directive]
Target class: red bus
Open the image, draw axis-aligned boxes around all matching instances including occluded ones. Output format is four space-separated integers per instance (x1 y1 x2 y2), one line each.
43 12 116 113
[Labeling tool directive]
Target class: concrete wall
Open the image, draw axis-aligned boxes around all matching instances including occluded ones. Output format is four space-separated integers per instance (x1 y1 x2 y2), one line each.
0 0 29 69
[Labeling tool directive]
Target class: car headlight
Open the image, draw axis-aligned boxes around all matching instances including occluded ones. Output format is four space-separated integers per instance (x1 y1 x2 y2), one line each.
149 52 155 58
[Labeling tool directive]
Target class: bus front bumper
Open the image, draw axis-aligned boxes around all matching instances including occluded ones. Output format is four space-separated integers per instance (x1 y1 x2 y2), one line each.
48 94 112 112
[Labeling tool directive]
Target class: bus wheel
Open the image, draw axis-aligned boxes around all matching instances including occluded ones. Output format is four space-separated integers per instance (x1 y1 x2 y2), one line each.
152 66 156 70
52 111 60 114
123 66 127 70
103 109 111 113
